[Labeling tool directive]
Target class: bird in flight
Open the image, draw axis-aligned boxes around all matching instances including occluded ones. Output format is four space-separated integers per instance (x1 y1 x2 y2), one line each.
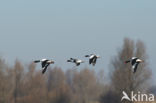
85 54 100 66
67 58 84 66
125 57 143 73
34 59 54 74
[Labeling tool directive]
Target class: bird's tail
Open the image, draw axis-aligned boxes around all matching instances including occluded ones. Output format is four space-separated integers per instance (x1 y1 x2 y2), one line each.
125 60 130 63
85 55 90 57
34 60 40 63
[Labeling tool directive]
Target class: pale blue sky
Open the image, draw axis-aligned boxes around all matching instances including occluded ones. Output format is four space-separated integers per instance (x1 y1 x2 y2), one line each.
0 0 156 82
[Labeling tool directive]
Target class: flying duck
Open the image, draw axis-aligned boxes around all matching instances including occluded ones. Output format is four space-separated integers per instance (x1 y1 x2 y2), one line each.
67 58 84 66
85 54 100 66
34 59 54 74
125 57 143 73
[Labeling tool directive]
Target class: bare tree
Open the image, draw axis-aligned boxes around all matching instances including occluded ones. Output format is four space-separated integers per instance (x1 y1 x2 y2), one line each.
12 60 24 103
102 38 151 103
19 63 47 103
72 68 100 103
0 58 12 103
46 67 72 103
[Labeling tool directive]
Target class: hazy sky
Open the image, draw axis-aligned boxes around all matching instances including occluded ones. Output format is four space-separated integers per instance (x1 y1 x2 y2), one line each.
0 0 156 82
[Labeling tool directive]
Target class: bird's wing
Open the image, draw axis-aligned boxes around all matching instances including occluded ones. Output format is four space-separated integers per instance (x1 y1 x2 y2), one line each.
131 58 138 65
132 57 137 60
42 64 50 74
34 60 40 63
77 59 82 63
41 60 48 68
89 55 96 64
41 59 47 61
132 63 139 73
73 59 77 63
70 58 76 60
85 55 90 57
89 58 94 64
76 63 80 66
92 58 97 66
89 55 95 59
67 60 72 62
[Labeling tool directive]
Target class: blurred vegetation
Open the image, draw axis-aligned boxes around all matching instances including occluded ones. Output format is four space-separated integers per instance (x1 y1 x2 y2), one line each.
0 38 154 103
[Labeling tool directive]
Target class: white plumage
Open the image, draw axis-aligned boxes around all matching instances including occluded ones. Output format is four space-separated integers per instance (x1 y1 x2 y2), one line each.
85 54 100 66
67 58 84 66
34 59 54 74
125 57 143 73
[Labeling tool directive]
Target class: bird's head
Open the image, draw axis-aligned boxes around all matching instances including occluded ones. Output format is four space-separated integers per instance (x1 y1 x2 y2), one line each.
49 60 55 64
96 55 100 58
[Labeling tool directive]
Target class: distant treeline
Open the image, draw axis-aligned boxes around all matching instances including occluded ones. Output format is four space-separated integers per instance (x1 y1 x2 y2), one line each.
0 38 152 103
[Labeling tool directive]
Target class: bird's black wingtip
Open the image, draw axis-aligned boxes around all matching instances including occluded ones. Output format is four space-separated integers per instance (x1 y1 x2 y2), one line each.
125 60 130 64
70 58 74 60
34 60 40 63
42 69 47 74
85 55 89 57
67 60 71 62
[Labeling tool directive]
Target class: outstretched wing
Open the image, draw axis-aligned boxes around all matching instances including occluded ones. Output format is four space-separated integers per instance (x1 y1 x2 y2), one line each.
132 63 139 73
70 58 77 63
42 64 50 74
92 58 97 66
76 63 80 66
34 60 40 63
41 60 48 68
67 60 72 62
85 55 90 57
89 58 94 64
131 58 138 65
